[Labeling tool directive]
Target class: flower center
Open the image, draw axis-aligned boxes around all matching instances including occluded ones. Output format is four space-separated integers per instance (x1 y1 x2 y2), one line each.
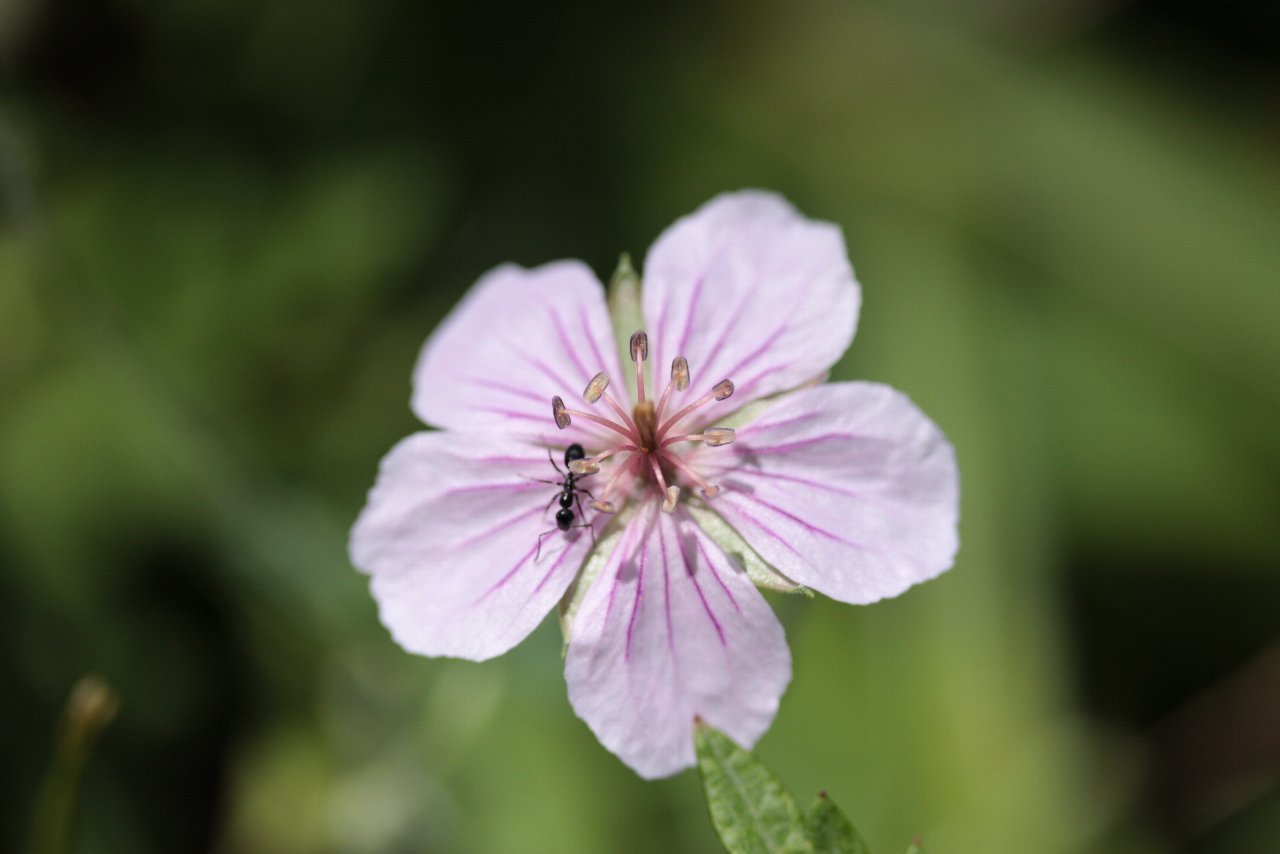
549 329 737 514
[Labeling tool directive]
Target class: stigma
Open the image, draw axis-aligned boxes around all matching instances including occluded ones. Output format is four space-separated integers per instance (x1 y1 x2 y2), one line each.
549 329 736 514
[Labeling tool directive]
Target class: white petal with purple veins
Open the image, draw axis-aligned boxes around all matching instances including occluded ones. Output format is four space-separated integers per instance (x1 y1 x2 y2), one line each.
641 191 860 411
351 432 604 661
413 261 624 447
701 382 959 604
565 503 792 779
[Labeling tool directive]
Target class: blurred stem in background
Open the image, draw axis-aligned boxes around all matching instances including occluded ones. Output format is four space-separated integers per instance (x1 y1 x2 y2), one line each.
28 676 120 854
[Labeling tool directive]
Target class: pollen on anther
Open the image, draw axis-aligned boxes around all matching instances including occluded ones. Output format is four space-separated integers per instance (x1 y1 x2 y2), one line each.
629 330 649 362
583 371 610 404
593 499 616 513
712 380 735 401
701 427 736 446
670 356 689 391
569 459 599 475
661 486 680 512
551 396 571 429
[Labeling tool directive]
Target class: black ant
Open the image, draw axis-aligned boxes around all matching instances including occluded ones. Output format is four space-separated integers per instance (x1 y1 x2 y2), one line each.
533 443 595 560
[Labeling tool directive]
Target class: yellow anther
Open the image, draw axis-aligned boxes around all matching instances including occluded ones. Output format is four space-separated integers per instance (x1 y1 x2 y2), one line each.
583 371 610 404
670 356 690 391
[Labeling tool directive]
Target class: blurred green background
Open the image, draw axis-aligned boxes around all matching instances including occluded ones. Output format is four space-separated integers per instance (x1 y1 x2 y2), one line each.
2 1 1278 852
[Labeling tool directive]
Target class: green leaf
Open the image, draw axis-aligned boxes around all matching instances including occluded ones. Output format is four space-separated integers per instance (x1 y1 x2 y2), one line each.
694 721 812 854
804 792 870 854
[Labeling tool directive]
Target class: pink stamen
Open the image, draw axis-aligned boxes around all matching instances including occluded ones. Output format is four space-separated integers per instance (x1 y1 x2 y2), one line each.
630 330 649 405
659 428 735 449
549 331 735 515
658 379 733 434
665 453 720 498
654 356 689 425
572 444 636 475
593 453 640 512
648 454 671 500
654 381 674 426
558 406 639 440
658 393 714 435
600 391 639 434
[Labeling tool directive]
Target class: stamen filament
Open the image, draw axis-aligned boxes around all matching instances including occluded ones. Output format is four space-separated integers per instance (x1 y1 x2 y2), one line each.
630 330 649 404
655 356 689 424
600 391 639 434
655 381 674 426
660 427 735 448
657 379 734 434
593 453 640 512
570 444 636 474
648 455 678 513
558 405 639 440
665 453 721 498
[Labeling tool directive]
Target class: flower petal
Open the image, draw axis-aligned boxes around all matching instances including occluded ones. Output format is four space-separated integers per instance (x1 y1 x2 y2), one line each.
701 382 959 604
565 502 792 779
350 431 604 660
641 191 860 409
412 261 625 446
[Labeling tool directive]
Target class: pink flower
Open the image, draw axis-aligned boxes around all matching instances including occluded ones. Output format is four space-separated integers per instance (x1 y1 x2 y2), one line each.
351 192 959 778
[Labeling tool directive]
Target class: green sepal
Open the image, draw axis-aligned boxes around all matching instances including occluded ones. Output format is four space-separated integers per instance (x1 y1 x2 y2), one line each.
606 253 645 379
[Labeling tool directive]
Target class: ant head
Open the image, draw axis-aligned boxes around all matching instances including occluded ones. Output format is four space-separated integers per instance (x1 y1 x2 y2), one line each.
564 443 586 466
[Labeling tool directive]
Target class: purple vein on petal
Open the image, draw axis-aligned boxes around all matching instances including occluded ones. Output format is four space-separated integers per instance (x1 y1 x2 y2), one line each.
577 302 614 391
474 406 548 423
673 274 707 363
719 499 806 561
736 432 855 457
443 479 540 498
740 492 878 553
730 361 788 403
532 538 576 594
623 513 654 663
734 412 820 442
453 505 543 552
470 453 546 465
472 542 538 604
716 324 785 386
497 338 577 395
551 309 593 383
697 283 756 379
463 375 548 404
693 535 741 615
660 521 678 676
600 509 643 630
681 528 727 647
727 467 867 500
715 276 810 394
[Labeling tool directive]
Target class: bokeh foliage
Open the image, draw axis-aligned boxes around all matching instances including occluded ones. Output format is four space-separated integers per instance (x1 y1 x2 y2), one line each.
2 1 1278 852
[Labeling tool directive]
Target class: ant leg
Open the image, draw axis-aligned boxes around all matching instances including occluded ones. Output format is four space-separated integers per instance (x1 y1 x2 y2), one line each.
535 528 556 562
521 475 561 486
574 493 596 547
546 447 565 477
